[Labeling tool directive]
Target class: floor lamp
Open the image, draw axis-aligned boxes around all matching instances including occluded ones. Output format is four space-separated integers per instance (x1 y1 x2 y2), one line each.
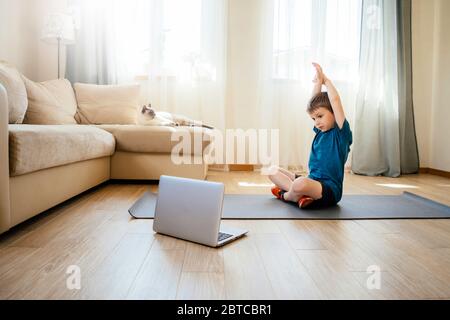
41 13 75 79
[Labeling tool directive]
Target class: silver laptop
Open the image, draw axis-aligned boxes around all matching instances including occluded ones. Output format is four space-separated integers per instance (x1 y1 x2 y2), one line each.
153 175 248 247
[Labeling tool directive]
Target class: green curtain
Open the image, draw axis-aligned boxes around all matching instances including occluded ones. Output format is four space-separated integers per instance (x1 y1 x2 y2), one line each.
397 0 420 174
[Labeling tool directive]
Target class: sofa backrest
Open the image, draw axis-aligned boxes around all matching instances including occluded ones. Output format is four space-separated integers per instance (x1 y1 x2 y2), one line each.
0 61 28 124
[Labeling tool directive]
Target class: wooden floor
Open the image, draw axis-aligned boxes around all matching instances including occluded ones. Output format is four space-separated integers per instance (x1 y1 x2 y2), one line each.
1 171 450 300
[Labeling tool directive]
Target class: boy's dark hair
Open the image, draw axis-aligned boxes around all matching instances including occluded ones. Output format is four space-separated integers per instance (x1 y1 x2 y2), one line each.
307 92 333 114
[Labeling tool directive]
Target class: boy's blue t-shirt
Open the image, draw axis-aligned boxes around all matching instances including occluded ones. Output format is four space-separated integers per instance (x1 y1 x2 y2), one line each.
308 119 353 202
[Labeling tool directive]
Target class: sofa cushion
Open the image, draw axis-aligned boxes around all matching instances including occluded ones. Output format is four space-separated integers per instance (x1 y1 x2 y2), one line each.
22 77 78 124
96 125 212 155
9 125 115 176
74 83 140 125
0 61 28 124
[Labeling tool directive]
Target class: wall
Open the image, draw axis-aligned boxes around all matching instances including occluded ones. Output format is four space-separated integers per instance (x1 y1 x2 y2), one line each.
226 0 262 130
412 0 450 172
411 0 434 169
0 0 36 78
429 0 450 172
0 0 68 81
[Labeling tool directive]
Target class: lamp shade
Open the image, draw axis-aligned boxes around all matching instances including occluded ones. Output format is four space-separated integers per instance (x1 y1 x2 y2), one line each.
41 13 75 45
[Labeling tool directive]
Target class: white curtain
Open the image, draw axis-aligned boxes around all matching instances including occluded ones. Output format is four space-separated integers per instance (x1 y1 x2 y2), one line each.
351 0 419 177
66 0 152 84
143 0 228 130
257 0 362 170
67 0 228 129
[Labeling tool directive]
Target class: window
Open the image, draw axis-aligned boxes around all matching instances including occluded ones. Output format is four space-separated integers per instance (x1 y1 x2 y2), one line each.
272 0 362 82
161 0 202 79
273 0 312 80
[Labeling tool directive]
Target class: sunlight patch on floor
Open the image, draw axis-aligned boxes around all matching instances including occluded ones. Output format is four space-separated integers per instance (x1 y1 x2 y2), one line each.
376 183 419 189
238 182 274 188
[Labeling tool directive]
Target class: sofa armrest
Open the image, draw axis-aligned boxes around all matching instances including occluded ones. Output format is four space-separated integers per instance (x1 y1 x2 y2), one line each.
0 83 11 234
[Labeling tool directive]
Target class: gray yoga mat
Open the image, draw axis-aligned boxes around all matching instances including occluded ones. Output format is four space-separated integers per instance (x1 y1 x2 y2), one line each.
128 190 450 220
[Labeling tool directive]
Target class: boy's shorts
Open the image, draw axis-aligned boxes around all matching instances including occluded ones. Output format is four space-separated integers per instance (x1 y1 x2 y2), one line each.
309 180 337 209
295 174 337 209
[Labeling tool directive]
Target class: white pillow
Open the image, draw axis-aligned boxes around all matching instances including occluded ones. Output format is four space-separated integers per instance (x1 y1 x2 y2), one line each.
74 83 140 125
22 77 78 124
0 61 28 124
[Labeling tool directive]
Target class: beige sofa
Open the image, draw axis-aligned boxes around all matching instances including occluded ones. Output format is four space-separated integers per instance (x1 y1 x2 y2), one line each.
0 82 211 235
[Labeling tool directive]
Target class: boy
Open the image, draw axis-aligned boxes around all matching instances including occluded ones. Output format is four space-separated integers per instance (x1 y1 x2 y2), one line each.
269 63 353 209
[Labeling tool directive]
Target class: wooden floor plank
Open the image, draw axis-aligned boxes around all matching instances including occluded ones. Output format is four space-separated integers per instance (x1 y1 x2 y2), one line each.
252 233 323 299
127 249 185 300
176 272 225 300
278 220 327 250
296 249 372 300
8 217 137 299
76 233 153 300
350 271 422 300
182 242 224 273
222 236 275 300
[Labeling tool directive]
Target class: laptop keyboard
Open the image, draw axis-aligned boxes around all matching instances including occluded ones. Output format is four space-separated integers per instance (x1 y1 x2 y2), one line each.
218 232 233 242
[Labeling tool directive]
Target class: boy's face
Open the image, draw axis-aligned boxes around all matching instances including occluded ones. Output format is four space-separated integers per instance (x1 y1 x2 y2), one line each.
309 107 335 132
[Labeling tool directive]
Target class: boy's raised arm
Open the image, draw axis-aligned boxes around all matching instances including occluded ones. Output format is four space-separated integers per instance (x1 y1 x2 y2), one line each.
324 78 346 129
312 63 346 129
311 64 323 97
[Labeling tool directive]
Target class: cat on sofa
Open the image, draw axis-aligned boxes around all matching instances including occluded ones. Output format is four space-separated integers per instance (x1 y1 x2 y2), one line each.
137 104 214 129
